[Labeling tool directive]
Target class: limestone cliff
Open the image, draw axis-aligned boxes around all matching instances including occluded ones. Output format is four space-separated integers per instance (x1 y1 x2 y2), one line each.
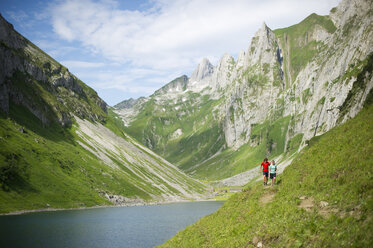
116 0 373 180
0 14 107 127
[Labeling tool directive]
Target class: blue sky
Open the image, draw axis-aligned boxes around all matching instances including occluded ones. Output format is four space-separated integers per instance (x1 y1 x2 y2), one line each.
0 0 340 106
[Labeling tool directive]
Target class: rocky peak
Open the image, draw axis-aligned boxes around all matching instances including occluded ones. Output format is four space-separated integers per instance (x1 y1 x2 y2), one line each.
237 50 246 67
245 22 277 67
0 14 27 49
208 53 235 89
115 98 138 109
257 22 274 45
190 58 214 82
261 22 269 33
115 0 373 181
217 53 234 70
154 75 189 95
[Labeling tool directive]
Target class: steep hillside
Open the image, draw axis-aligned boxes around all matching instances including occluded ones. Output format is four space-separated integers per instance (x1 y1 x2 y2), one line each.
159 102 373 247
0 14 207 213
116 0 373 181
0 15 106 127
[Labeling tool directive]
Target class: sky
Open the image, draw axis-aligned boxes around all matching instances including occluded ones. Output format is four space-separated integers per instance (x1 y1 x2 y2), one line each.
0 0 341 106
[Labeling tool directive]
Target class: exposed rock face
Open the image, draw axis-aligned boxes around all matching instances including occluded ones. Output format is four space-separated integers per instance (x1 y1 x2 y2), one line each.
0 14 107 126
0 14 209 206
154 75 189 95
116 0 373 179
75 116 207 201
190 58 214 82
114 97 145 109
215 0 373 149
245 22 278 68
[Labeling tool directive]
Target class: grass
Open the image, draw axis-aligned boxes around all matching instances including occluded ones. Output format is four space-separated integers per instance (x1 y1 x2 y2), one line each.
123 13 340 182
286 133 304 155
0 106 110 212
0 21 209 213
125 92 226 176
104 107 128 139
158 103 373 247
212 186 243 201
3 24 107 127
0 103 205 214
274 13 336 86
125 80 296 181
188 116 292 180
302 88 312 105
338 52 373 122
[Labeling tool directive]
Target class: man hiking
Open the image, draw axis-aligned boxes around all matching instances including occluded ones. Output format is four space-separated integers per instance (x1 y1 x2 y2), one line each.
260 158 270 185
269 160 277 186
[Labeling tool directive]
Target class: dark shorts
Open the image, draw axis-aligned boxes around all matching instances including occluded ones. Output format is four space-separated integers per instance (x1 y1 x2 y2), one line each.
263 171 268 177
270 173 276 179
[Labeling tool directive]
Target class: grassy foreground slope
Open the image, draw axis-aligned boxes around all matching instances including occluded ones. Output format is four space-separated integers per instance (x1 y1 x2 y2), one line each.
159 103 373 247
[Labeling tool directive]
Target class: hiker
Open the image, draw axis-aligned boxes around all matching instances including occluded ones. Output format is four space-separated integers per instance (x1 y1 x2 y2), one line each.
269 160 277 186
260 158 270 185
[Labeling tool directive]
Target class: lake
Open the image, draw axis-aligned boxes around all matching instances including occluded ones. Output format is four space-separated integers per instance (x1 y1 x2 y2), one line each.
0 201 223 248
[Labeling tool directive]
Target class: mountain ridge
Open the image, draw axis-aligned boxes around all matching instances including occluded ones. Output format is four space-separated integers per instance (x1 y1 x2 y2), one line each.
0 13 208 213
115 0 373 181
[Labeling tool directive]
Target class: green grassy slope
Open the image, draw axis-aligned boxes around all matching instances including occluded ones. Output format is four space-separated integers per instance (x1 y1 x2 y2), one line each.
187 116 295 180
123 13 338 181
125 93 226 174
274 13 336 87
0 105 206 213
159 103 373 247
0 105 113 213
0 15 207 213
124 83 301 181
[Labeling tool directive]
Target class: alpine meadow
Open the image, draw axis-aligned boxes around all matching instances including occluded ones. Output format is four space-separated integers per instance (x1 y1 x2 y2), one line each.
0 0 372 247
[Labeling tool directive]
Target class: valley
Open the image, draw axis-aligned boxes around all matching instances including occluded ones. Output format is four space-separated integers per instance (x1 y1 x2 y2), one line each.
115 0 373 183
0 0 372 246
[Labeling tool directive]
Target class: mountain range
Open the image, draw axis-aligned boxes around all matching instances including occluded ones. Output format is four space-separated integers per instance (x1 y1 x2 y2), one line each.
0 13 206 213
0 0 372 216
115 0 373 182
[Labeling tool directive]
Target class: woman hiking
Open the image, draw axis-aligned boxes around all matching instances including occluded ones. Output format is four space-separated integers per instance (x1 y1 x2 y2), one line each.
260 158 270 185
269 160 277 186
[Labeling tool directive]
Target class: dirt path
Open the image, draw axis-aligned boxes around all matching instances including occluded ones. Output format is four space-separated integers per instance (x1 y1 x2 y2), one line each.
298 196 314 212
219 155 295 187
259 191 276 205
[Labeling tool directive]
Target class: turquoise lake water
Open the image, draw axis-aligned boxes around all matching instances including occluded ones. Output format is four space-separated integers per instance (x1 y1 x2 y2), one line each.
0 201 223 248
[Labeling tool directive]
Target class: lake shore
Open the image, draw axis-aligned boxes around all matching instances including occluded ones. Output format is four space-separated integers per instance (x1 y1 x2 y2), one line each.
0 198 220 216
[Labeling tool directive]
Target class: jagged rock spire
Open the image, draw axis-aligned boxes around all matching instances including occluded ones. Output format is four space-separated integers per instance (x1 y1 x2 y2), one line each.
190 58 214 82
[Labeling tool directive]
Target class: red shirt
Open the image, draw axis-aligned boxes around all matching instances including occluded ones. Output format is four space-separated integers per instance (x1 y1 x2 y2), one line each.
261 162 270 172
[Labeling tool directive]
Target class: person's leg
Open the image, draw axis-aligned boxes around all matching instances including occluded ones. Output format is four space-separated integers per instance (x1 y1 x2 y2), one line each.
265 172 268 185
270 174 273 186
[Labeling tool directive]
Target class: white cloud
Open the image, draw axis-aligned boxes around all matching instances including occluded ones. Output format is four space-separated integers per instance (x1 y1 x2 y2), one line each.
60 60 105 68
70 65 177 96
47 0 340 103
50 0 340 70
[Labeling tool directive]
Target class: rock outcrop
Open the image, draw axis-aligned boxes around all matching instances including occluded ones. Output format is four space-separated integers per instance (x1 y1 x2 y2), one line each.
0 13 209 209
0 14 107 127
190 58 214 83
116 0 373 179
